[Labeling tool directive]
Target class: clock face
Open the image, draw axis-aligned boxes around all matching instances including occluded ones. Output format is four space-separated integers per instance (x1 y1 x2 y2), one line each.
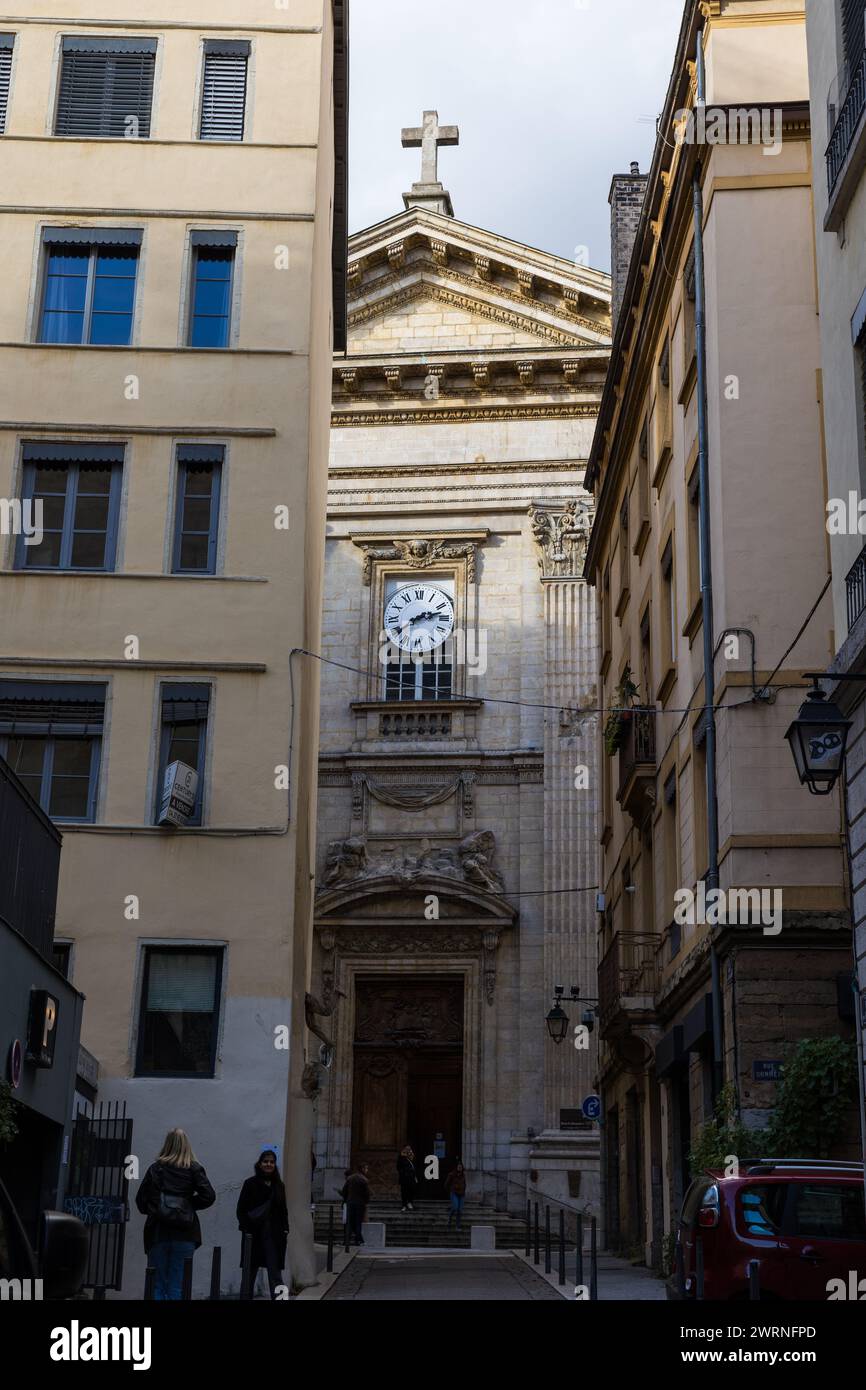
384 583 455 653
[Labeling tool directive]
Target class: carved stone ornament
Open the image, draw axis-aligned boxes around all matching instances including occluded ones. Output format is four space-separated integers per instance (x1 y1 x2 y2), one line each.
350 770 475 819
322 829 505 895
528 499 593 578
301 1061 323 1102
359 537 477 585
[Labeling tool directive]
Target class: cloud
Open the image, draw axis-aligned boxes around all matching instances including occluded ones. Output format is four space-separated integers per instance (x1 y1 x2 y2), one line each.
348 0 685 271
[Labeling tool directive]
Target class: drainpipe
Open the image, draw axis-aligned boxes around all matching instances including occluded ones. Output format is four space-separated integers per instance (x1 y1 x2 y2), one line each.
693 28 724 1107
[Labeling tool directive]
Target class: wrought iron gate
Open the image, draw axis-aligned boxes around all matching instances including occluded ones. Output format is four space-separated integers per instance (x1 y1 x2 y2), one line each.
65 1101 133 1294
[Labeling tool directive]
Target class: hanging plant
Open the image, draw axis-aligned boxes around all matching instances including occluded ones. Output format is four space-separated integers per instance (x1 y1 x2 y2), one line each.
604 664 641 756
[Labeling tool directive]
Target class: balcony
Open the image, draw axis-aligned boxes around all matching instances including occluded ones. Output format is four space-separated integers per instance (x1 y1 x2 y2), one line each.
846 540 866 633
350 697 482 745
598 931 660 1040
825 52 866 230
616 709 656 821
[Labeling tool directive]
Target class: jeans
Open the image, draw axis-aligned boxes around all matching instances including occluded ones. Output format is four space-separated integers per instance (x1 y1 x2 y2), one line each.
347 1201 365 1243
150 1240 196 1300
448 1194 465 1226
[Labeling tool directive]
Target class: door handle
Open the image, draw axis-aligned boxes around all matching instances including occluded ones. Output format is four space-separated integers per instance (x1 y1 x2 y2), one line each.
799 1247 825 1263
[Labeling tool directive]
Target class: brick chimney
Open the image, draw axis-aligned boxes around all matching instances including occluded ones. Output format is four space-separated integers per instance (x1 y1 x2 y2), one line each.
609 161 649 335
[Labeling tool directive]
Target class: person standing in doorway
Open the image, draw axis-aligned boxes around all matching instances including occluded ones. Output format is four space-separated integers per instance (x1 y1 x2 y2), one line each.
341 1163 371 1246
136 1128 216 1300
444 1161 467 1229
397 1145 417 1212
236 1149 290 1299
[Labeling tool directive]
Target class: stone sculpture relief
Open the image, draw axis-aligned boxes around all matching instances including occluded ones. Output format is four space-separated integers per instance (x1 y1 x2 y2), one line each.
322 829 504 895
528 499 593 578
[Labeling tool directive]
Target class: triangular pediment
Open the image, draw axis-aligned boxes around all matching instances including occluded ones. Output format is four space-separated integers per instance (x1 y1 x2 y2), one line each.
344 207 612 356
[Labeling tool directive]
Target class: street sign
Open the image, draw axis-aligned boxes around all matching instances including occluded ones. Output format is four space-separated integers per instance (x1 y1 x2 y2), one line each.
753 1059 783 1082
582 1094 601 1121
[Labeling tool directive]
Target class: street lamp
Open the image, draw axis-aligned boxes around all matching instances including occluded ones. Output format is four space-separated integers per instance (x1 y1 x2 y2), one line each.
545 985 598 1043
785 678 852 796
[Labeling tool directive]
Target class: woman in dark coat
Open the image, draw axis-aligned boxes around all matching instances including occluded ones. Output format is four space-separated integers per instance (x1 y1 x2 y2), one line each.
135 1128 216 1301
236 1150 289 1299
396 1145 417 1211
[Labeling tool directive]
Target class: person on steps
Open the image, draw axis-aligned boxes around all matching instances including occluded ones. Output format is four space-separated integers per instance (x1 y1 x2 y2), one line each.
445 1161 467 1230
340 1163 371 1246
397 1145 417 1212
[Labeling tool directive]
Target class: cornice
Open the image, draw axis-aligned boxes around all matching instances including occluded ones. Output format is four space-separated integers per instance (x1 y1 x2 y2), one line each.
331 403 601 428
328 459 589 480
347 281 603 349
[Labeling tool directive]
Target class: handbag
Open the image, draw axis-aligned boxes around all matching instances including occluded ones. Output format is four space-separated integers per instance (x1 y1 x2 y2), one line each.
246 1197 273 1228
154 1165 195 1232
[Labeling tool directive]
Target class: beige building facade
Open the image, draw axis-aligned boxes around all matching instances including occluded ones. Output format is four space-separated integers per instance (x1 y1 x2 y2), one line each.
0 1 347 1295
805 0 866 1170
585 0 855 1267
312 135 610 1219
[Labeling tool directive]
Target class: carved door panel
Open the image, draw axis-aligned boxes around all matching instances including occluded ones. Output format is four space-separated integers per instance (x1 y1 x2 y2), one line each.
351 1052 408 1196
406 1053 462 1199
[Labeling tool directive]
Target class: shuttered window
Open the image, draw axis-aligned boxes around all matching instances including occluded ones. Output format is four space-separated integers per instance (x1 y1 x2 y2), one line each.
16 441 124 572
155 683 210 825
137 947 223 1077
55 36 157 138
0 680 106 823
199 40 249 141
0 35 13 135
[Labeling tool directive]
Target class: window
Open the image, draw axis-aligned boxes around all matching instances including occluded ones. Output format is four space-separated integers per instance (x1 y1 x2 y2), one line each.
660 536 676 679
0 681 105 822
687 467 702 617
55 36 156 138
790 1183 866 1241
601 562 612 666
635 418 650 546
16 442 123 571
654 337 672 481
172 446 223 574
188 232 237 348
155 684 210 825
683 247 697 370
52 941 72 979
0 34 13 135
136 946 223 1077
736 1185 787 1238
693 715 708 882
663 768 679 929
618 493 630 597
200 39 250 141
39 229 141 346
842 1 866 80
640 819 655 935
385 652 453 701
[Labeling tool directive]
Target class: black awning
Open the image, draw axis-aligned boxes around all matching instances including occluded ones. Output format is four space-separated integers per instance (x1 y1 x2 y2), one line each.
62 36 158 55
42 227 142 247
22 441 125 464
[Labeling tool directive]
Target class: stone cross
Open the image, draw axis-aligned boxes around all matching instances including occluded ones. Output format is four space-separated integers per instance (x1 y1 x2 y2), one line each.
401 110 459 186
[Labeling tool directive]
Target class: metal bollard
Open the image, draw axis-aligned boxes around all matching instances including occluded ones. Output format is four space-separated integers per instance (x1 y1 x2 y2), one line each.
327 1204 335 1273
241 1232 253 1300
344 1214 350 1254
576 1213 584 1288
558 1209 566 1286
533 1201 540 1265
748 1259 761 1301
143 1265 155 1301
209 1246 221 1301
544 1205 551 1275
525 1200 531 1258
589 1217 598 1301
695 1237 704 1301
181 1255 194 1301
675 1240 686 1299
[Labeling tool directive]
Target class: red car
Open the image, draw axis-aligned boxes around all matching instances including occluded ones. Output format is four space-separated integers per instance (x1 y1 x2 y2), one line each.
670 1159 866 1300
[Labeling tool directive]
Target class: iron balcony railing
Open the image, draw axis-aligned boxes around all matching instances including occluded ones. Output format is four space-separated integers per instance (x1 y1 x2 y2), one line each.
827 50 866 196
846 540 866 632
617 708 657 800
598 931 660 1030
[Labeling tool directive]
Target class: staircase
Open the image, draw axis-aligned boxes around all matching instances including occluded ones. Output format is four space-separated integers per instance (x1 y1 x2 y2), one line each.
314 1198 531 1250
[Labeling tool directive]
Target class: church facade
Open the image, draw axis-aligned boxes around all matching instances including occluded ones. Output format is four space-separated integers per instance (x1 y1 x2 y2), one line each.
311 119 611 1214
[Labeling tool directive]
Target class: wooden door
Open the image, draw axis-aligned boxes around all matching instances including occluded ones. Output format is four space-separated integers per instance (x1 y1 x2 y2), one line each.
406 1053 462 1198
351 1052 408 1195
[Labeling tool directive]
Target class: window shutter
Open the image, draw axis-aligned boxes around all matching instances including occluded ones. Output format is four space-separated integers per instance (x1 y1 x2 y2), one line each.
146 951 217 1012
842 1 866 75
200 43 249 141
0 681 106 734
55 39 156 138
161 683 210 724
0 35 13 135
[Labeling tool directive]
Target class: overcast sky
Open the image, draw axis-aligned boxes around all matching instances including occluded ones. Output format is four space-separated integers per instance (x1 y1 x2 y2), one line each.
348 0 685 273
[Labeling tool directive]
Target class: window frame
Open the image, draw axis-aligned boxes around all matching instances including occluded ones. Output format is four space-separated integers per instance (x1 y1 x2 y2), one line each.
135 943 224 1079
0 723 102 825
171 450 223 575
15 452 123 573
37 235 141 347
53 35 157 140
198 39 250 142
154 682 211 826
187 236 237 349
0 33 15 136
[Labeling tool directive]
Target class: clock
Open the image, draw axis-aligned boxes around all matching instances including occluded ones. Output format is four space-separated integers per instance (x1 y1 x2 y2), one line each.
384 583 455 653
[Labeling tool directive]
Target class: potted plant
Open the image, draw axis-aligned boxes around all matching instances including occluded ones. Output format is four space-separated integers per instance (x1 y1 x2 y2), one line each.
604 665 640 756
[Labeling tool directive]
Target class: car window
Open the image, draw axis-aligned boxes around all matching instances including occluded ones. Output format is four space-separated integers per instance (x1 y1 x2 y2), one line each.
737 1184 787 1236
681 1179 712 1227
790 1184 866 1241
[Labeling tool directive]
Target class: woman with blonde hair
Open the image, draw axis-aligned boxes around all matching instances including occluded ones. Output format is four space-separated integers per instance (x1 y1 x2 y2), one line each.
135 1128 216 1300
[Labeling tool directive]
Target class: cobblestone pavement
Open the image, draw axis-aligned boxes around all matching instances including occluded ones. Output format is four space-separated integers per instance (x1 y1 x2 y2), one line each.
323 1254 566 1301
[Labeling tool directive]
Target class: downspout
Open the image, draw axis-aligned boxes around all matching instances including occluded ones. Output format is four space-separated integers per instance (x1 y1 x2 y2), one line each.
692 28 725 1106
